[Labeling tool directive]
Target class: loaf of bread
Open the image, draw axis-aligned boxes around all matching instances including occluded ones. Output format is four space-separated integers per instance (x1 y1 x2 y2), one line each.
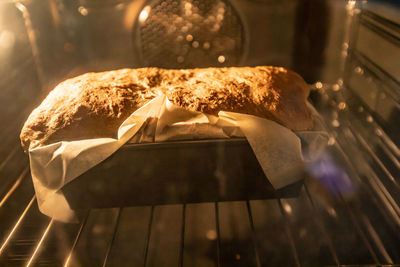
20 66 313 152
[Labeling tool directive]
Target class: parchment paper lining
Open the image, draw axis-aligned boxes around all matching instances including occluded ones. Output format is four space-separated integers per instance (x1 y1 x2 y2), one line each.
29 94 327 222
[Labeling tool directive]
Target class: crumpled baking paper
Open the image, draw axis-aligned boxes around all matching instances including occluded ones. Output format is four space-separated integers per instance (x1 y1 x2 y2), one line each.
29 94 328 222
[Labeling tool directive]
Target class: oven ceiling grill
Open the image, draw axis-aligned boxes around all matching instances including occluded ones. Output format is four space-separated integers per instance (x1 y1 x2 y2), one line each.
134 0 245 68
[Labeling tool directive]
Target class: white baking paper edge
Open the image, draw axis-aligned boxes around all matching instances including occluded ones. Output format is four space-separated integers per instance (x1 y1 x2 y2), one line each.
29 94 327 222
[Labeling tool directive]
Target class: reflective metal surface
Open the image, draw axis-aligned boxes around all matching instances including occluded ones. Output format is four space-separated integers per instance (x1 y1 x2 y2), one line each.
0 0 399 266
134 0 245 68
0 81 400 265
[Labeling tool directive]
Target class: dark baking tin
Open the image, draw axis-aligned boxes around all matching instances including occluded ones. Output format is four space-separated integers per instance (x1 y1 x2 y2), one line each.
62 139 304 209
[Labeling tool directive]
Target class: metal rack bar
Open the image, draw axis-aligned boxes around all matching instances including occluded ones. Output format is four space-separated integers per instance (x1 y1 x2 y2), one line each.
364 168 400 227
102 208 122 267
303 157 377 264
378 138 400 169
348 124 399 187
0 86 398 266
0 161 29 204
277 199 300 267
249 200 297 266
104 206 153 266
143 206 154 267
335 187 380 264
145 205 183 266
26 218 54 267
303 183 340 266
363 9 400 30
346 100 400 159
0 196 35 255
331 130 400 228
214 202 221 267
0 167 28 208
350 50 400 97
179 204 186 267
344 109 400 182
63 210 90 267
320 91 400 260
343 90 400 161
321 85 400 229
360 213 393 264
334 126 400 226
182 203 217 267
360 15 400 46
281 187 341 266
245 201 261 267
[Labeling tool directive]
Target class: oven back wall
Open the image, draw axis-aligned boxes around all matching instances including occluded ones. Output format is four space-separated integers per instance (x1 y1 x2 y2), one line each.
8 0 348 99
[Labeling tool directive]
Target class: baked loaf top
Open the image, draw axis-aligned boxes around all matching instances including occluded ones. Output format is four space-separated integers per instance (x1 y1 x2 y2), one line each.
20 66 313 152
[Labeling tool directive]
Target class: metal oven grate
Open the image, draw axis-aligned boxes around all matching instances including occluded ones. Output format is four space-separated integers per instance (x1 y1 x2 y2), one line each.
0 3 400 267
0 80 400 266
133 0 245 68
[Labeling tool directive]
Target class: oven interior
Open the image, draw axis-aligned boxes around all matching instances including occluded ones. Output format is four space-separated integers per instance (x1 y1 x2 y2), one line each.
0 0 400 266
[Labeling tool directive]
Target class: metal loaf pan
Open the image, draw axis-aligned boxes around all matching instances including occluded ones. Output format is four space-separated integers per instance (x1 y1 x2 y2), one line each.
62 139 304 209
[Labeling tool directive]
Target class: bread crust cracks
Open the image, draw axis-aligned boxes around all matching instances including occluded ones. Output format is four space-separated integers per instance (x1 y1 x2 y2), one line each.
20 66 312 152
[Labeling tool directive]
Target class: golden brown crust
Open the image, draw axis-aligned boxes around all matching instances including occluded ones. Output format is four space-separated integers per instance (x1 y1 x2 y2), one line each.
20 66 312 152
163 66 312 130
